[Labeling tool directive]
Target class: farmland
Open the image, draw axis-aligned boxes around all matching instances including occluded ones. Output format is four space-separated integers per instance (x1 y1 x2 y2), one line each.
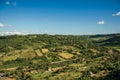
0 33 120 80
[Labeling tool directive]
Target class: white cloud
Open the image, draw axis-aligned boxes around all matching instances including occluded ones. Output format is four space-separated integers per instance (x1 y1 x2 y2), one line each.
0 31 22 36
0 23 5 27
6 1 10 5
97 20 105 25
0 22 12 27
13 1 16 6
5 1 17 6
112 11 120 16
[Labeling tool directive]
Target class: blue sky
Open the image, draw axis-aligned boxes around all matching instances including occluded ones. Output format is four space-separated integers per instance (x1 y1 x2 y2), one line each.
0 0 120 35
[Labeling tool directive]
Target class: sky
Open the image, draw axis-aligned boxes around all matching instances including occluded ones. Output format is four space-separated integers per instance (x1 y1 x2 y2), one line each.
0 0 120 35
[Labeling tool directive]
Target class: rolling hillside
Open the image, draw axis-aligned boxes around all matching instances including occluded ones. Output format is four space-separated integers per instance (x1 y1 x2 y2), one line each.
0 34 120 80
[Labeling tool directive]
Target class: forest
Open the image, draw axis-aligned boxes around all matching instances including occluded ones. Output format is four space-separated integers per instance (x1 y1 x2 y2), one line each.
0 33 120 80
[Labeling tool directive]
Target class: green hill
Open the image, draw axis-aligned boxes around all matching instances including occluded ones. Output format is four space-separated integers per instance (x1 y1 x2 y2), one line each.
0 34 119 80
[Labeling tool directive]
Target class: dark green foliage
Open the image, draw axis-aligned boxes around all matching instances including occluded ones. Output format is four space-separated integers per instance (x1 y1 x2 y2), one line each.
99 36 120 46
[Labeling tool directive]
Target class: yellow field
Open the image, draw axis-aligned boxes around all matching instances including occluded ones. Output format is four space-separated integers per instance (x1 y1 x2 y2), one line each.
41 49 49 53
35 49 43 56
58 53 74 59
2 54 20 62
20 52 36 58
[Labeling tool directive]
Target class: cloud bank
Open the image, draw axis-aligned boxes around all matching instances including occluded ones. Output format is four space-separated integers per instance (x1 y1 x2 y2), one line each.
0 31 22 36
